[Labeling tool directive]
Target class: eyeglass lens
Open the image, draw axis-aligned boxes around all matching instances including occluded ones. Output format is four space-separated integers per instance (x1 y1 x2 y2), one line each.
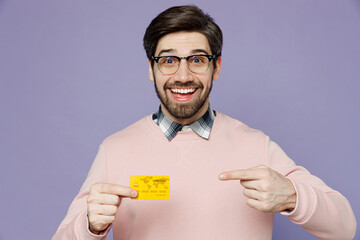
157 55 211 74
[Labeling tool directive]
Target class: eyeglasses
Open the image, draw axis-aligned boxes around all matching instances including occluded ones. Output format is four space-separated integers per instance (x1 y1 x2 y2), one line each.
152 54 216 74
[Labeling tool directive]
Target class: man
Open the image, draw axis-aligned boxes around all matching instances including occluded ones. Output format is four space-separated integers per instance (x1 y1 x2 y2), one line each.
53 5 356 240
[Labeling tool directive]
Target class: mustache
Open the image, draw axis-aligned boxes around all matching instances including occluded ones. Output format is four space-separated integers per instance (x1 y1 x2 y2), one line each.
164 81 203 89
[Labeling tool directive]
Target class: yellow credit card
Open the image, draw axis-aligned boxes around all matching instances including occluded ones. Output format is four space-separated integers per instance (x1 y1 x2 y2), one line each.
130 175 170 200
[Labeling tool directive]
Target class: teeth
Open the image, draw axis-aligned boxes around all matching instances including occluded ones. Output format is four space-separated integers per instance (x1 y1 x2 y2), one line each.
171 88 195 94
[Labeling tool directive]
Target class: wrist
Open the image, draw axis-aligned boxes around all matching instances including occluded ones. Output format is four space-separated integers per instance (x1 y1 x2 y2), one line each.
284 178 297 212
279 193 296 212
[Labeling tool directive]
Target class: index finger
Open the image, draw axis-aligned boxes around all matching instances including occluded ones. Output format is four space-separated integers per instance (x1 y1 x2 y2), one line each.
218 168 266 181
91 182 138 198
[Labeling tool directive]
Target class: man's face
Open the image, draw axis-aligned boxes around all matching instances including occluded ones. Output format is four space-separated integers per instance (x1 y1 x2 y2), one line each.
149 31 222 124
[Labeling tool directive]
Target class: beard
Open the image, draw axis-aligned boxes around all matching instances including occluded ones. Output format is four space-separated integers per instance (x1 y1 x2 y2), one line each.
154 78 213 120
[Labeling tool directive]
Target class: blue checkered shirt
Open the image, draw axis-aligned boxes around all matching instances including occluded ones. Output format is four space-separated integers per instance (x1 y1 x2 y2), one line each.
152 106 216 141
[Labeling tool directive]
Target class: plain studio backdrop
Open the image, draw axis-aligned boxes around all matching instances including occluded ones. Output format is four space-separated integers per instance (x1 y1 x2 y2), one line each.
0 0 359 239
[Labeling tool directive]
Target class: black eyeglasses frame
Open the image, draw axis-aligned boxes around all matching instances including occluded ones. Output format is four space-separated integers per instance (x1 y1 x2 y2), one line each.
151 54 217 74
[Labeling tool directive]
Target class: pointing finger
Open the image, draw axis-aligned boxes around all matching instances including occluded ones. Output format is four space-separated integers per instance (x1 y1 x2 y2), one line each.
91 183 138 198
219 168 266 181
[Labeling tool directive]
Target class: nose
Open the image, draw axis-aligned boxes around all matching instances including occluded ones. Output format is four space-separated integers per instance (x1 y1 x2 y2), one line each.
173 59 194 83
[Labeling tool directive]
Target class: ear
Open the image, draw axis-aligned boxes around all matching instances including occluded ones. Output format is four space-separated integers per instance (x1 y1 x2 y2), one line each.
212 56 222 81
148 60 154 82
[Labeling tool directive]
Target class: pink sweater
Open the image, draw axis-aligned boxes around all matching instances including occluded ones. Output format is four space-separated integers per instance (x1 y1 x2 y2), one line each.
53 113 356 240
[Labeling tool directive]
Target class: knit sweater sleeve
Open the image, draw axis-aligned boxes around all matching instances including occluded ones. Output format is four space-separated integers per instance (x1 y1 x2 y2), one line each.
265 136 356 240
52 144 111 240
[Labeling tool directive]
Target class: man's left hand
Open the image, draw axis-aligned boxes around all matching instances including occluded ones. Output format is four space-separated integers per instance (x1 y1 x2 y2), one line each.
219 165 297 213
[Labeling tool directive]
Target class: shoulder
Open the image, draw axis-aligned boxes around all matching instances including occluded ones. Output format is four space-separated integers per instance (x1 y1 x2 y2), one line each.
212 112 269 148
102 115 161 147
215 112 266 137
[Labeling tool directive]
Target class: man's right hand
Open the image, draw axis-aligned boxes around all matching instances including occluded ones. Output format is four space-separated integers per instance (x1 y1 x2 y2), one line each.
87 182 138 234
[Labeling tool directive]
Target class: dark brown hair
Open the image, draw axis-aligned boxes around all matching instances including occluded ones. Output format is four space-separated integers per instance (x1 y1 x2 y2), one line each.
143 5 223 63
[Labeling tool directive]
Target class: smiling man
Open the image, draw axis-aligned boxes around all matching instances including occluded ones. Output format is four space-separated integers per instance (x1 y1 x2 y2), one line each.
53 5 356 240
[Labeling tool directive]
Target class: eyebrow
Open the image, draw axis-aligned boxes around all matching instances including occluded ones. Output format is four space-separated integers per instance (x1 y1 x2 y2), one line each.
157 49 174 56
156 48 211 57
191 49 211 55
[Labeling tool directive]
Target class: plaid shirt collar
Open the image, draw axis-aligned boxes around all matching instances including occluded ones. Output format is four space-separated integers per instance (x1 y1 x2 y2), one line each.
152 106 216 141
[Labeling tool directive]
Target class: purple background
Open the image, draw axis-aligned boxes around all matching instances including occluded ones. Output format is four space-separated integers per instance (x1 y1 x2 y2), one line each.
0 0 359 239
